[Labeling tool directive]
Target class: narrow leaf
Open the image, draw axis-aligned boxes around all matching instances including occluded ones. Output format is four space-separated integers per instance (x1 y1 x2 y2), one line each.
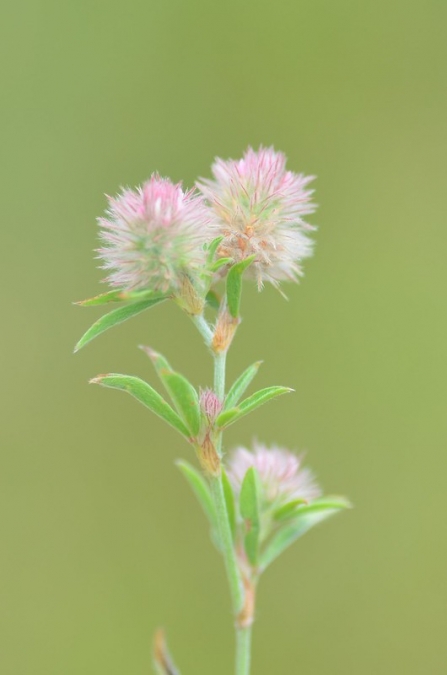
224 361 263 410
90 374 190 438
226 255 256 318
240 467 261 566
74 295 167 352
74 289 155 307
140 347 200 437
221 468 236 541
209 257 233 273
206 235 224 263
260 498 350 570
216 386 293 429
176 460 216 528
273 498 309 521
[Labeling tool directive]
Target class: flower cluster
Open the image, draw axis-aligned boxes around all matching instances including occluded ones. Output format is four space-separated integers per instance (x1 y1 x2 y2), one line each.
197 147 316 288
96 147 316 296
97 174 213 294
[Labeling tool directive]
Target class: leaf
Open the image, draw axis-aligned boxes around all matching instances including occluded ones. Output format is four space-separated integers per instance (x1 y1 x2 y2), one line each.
89 374 190 438
216 386 293 429
260 497 351 570
74 289 156 307
240 467 261 566
176 460 216 528
140 347 200 437
74 295 167 352
224 361 263 410
209 257 233 273
205 290 221 311
221 468 236 541
206 235 224 263
273 498 309 521
226 255 256 318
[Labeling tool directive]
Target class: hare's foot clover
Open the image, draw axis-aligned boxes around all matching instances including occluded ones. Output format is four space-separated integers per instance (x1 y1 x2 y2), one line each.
75 147 350 675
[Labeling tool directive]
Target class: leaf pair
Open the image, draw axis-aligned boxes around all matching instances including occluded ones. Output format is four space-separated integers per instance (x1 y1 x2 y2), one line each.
90 348 201 441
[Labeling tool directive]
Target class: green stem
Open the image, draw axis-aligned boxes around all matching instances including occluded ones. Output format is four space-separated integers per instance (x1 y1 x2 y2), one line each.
236 626 252 675
192 314 214 346
212 348 244 615
214 351 226 402
192 313 251 673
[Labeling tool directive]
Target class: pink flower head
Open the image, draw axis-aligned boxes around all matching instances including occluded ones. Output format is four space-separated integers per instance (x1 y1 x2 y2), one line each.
97 174 215 293
226 441 321 506
197 147 316 289
199 388 223 422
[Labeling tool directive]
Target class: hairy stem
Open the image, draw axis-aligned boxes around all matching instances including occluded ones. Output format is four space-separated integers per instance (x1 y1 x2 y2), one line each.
235 626 252 675
192 312 251 673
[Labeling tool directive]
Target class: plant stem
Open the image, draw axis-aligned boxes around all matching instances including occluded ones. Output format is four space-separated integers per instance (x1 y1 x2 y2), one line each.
192 314 214 345
235 626 252 675
211 348 244 614
192 313 251 673
214 351 226 402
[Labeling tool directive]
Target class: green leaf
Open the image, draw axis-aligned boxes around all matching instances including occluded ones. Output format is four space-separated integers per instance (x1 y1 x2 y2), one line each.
226 255 256 318
176 460 216 528
240 467 261 566
140 347 200 437
209 257 233 273
89 373 190 438
74 289 156 307
273 498 309 521
224 361 263 410
205 290 221 311
216 386 293 429
206 235 224 263
221 468 236 541
260 497 351 570
74 295 167 352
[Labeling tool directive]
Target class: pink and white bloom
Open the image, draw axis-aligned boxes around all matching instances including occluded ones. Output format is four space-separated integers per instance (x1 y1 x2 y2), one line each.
197 147 316 289
98 175 214 294
227 441 321 507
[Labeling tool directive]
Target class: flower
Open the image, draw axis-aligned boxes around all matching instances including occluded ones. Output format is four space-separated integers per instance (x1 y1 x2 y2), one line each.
199 388 223 423
197 146 316 289
226 441 321 507
97 174 214 294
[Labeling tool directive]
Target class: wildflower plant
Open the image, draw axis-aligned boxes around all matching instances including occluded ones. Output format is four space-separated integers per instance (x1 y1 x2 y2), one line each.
75 147 350 674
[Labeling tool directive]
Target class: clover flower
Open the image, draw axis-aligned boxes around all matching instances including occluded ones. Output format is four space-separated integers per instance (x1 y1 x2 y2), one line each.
97 174 214 294
197 147 316 289
199 388 223 423
227 441 321 507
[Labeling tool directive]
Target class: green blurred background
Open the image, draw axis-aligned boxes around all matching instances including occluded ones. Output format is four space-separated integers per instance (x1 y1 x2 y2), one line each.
1 1 446 673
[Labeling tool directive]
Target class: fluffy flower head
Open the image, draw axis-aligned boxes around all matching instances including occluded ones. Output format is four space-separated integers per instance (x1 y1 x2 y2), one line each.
197 147 316 288
98 175 214 294
227 441 321 507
